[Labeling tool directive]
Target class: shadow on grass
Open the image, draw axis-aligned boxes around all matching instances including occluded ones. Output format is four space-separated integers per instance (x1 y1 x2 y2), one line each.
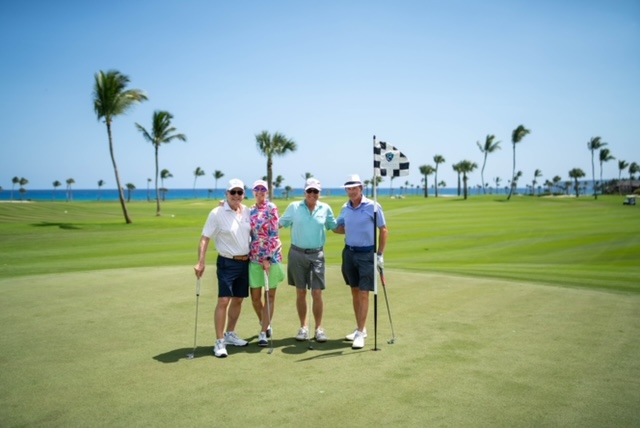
32 222 82 230
153 337 358 363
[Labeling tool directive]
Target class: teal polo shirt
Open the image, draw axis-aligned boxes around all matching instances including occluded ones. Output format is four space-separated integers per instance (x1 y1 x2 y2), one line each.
280 200 337 249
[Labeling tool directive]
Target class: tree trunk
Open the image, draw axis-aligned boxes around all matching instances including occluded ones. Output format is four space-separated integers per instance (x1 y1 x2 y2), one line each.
107 121 132 224
155 145 161 216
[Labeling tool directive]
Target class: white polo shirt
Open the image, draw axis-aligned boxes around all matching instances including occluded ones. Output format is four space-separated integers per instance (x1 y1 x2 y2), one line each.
201 201 251 257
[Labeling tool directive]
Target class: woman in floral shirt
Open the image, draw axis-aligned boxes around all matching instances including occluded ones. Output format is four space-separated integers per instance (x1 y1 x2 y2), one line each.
249 180 285 347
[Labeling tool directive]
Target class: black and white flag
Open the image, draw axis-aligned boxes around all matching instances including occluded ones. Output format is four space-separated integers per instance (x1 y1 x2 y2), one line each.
374 140 410 177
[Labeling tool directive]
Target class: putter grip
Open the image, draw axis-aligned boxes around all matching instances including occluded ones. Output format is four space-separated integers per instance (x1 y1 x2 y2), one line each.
196 279 201 295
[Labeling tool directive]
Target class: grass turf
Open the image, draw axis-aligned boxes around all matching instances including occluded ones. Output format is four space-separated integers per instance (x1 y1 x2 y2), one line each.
0 195 639 427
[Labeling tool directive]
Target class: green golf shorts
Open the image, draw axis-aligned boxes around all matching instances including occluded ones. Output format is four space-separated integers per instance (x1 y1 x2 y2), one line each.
249 262 285 289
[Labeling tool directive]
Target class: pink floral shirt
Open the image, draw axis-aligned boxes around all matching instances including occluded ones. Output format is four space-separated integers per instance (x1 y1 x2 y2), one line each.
250 200 282 263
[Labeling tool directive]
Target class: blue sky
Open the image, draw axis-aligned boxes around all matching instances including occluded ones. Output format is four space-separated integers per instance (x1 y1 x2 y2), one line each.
1 0 638 191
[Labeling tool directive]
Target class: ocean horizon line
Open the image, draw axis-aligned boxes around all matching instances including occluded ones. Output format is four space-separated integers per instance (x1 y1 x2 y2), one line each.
0 186 523 202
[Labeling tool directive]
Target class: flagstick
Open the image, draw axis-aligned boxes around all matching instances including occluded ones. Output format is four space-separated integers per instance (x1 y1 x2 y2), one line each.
373 134 380 351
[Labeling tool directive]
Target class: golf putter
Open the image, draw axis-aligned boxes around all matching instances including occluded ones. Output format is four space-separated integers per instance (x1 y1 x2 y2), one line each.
308 269 314 350
264 270 274 354
187 278 202 359
378 268 396 344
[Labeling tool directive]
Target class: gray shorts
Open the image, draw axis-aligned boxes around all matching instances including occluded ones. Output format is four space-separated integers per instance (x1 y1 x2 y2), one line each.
287 245 326 290
341 247 375 292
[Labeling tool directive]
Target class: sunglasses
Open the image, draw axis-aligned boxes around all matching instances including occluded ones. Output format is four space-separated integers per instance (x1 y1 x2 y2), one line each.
253 186 267 192
229 189 244 196
305 188 319 194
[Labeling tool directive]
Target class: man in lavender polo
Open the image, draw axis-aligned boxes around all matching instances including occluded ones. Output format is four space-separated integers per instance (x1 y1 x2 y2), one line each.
334 174 388 350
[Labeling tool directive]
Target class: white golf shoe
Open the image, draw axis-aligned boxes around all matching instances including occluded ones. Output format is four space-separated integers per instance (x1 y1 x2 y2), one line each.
213 339 228 358
224 331 248 347
295 326 309 341
352 331 366 349
345 328 367 341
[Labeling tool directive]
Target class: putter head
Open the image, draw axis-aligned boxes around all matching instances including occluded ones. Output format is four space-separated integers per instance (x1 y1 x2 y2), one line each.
187 353 195 360
387 339 395 345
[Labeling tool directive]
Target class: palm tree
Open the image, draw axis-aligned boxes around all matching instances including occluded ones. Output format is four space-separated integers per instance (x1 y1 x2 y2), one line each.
419 164 435 198
301 172 313 189
507 125 530 200
255 130 297 200
53 180 61 200
452 162 462 196
284 185 293 199
433 155 445 197
531 169 542 196
629 162 640 180
193 167 205 198
93 70 147 224
97 179 105 201
458 160 478 200
553 175 562 194
66 178 75 202
146 178 151 202
19 177 28 201
136 110 187 215
273 175 285 197
568 168 586 197
598 148 615 195
494 177 502 194
213 170 224 198
543 179 553 194
11 176 19 201
477 135 501 194
160 169 172 188
363 179 371 197
617 160 629 195
126 183 136 202
389 176 395 197
587 136 606 199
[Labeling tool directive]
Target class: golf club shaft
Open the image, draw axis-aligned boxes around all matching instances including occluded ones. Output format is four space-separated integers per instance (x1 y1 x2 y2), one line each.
191 278 201 356
308 269 313 349
379 269 396 341
264 270 273 354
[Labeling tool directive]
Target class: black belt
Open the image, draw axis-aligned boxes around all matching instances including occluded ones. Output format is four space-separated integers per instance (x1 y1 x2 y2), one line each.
291 244 323 254
345 245 375 253
220 254 249 261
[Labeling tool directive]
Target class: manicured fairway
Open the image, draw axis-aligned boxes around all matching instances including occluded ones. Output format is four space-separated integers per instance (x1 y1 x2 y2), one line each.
0 196 638 427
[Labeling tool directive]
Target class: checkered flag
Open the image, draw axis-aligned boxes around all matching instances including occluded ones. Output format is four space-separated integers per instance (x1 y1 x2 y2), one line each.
374 140 410 177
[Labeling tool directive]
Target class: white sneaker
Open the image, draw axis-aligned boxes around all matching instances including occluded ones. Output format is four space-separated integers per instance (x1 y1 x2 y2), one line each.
295 326 309 341
257 331 268 347
315 328 328 342
352 331 365 349
224 331 248 347
213 339 228 358
345 328 367 341
260 322 272 338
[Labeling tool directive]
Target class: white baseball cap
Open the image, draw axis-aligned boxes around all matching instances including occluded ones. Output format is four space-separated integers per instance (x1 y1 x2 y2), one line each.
252 179 268 190
227 178 244 191
304 178 321 191
343 174 362 188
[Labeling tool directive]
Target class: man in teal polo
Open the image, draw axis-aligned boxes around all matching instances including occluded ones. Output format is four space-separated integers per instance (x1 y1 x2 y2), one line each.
280 178 338 343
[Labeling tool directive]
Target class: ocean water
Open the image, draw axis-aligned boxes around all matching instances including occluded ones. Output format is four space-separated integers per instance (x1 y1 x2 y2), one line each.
0 186 500 202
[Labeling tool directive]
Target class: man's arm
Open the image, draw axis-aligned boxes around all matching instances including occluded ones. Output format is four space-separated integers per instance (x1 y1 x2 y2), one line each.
377 225 388 255
194 236 210 278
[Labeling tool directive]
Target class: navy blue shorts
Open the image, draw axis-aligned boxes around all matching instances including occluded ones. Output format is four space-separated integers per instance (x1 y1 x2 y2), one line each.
216 256 249 298
341 247 375 292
